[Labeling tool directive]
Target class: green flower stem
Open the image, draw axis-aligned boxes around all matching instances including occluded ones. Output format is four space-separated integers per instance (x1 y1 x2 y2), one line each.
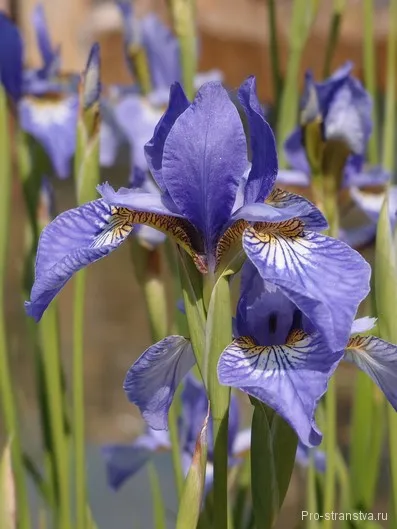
276 0 318 167
168 0 196 100
306 457 318 529
39 305 71 529
363 0 379 164
382 0 397 173
323 190 338 529
323 379 336 529
130 46 152 96
0 88 30 529
267 0 282 116
322 0 345 78
72 269 87 529
205 274 232 529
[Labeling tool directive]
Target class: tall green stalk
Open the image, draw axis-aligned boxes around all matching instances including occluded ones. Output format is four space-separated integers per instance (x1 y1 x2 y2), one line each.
323 193 339 529
267 0 282 116
205 274 232 529
73 44 102 529
168 0 196 100
40 305 71 529
382 0 397 173
323 0 345 78
363 0 379 164
276 0 318 167
0 88 30 529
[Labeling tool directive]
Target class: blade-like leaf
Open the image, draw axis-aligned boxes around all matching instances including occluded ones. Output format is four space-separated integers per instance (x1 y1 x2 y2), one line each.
375 193 397 524
0 442 16 529
250 398 298 529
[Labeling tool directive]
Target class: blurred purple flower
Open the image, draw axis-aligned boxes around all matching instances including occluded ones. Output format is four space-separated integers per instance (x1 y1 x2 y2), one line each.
278 62 396 248
0 5 118 178
102 374 249 491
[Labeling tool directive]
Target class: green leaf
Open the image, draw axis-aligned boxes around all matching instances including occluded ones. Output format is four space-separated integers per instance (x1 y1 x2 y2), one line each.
148 463 167 529
176 410 209 529
250 399 298 529
204 273 232 529
375 193 397 525
350 374 386 510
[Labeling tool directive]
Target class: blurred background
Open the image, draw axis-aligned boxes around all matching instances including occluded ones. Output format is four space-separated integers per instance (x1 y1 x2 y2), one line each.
1 0 394 527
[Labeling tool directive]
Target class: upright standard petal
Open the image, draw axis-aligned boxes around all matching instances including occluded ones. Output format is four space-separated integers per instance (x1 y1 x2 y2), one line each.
218 331 343 446
324 77 372 156
277 169 310 188
19 94 78 179
115 94 163 172
243 227 371 350
237 77 278 203
141 14 181 90
32 4 58 71
0 13 23 101
124 336 196 430
344 334 397 411
102 429 170 490
162 82 248 251
25 200 134 321
284 129 310 175
144 82 190 190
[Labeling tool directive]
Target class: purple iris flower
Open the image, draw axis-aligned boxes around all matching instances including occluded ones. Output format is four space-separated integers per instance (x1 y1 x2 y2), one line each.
278 62 396 247
26 77 370 361
217 262 397 447
102 374 249 491
0 6 117 178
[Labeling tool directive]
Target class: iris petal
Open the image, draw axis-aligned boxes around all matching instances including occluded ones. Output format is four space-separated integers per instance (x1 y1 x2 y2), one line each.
277 169 310 188
350 186 397 224
115 94 163 172
98 182 181 217
344 335 397 410
344 165 390 188
351 317 377 334
25 200 133 321
141 14 181 90
284 128 310 174
237 76 278 203
102 429 170 490
324 77 372 155
0 13 23 101
161 82 248 251
243 227 371 350
19 95 78 179
218 331 343 446
124 336 196 430
144 83 189 190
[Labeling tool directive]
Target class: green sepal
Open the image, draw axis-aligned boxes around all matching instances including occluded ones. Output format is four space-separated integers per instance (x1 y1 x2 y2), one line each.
250 398 298 529
178 249 206 368
302 120 324 176
176 410 209 529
